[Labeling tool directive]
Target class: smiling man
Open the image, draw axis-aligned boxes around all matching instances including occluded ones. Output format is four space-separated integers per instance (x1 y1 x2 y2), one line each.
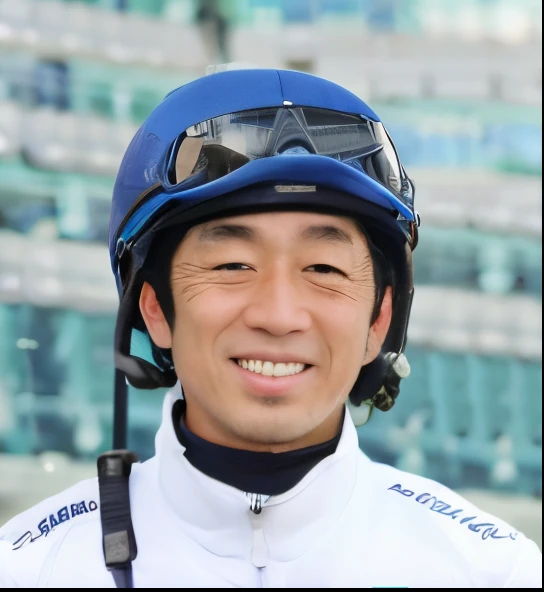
0 69 541 588
141 211 388 454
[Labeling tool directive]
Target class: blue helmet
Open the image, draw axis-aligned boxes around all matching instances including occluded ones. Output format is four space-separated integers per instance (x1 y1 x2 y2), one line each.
110 68 419 412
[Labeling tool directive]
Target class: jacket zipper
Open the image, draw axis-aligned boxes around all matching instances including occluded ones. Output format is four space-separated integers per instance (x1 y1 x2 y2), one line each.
247 493 271 575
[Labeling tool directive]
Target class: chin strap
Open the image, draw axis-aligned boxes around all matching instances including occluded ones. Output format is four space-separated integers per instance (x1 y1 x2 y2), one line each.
348 351 411 426
98 450 139 588
372 352 411 412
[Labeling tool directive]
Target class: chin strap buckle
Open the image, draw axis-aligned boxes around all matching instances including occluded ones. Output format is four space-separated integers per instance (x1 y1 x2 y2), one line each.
372 352 411 412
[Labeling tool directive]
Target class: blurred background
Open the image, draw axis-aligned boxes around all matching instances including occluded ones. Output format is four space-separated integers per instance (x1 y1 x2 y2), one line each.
0 0 541 548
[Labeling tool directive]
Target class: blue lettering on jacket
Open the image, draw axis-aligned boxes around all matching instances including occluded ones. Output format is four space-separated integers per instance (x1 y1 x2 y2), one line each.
388 484 517 542
388 484 415 497
12 500 98 551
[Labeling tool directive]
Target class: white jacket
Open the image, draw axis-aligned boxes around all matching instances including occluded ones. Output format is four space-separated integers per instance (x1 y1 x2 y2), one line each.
0 390 541 588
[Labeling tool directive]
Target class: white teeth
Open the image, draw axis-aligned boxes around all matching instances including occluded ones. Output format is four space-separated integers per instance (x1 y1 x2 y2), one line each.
273 363 288 377
262 361 274 376
236 359 307 377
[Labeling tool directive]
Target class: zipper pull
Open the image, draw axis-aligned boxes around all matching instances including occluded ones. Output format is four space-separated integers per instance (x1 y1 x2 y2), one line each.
246 493 271 569
247 492 270 514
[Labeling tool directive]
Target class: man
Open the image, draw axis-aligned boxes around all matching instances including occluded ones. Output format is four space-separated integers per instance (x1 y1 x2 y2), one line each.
0 69 541 588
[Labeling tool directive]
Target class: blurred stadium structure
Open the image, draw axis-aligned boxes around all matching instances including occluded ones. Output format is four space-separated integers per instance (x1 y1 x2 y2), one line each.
0 0 541 547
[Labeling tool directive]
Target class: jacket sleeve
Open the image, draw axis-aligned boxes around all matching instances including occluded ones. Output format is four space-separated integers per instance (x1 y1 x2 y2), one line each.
504 537 542 588
0 477 102 588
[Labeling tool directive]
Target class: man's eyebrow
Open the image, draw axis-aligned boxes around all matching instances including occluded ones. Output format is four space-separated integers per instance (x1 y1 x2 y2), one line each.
300 225 354 245
196 223 355 245
197 224 257 243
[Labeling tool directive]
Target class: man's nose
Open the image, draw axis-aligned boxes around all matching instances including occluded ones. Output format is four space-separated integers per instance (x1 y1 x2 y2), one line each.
242 268 312 337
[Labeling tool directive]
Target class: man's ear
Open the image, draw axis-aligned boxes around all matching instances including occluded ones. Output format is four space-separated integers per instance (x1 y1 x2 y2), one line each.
139 281 173 349
363 286 393 365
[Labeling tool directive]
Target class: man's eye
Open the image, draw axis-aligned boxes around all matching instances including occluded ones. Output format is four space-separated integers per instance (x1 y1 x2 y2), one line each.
213 263 252 271
306 264 345 276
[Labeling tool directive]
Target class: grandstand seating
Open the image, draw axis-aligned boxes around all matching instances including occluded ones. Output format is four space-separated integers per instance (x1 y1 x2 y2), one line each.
0 0 541 102
0 0 540 496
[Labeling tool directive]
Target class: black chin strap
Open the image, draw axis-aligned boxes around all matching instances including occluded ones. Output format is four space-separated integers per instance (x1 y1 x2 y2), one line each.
97 450 139 588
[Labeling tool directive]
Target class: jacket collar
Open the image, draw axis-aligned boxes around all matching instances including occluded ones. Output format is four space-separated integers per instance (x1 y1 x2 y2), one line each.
154 388 366 561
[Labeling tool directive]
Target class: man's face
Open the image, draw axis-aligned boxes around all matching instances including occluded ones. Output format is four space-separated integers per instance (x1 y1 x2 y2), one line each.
141 211 392 451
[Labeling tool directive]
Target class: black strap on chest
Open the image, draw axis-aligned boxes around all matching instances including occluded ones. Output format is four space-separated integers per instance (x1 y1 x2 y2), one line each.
97 450 139 588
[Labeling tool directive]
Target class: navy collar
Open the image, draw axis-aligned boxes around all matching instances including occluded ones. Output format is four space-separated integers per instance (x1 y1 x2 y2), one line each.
173 400 343 496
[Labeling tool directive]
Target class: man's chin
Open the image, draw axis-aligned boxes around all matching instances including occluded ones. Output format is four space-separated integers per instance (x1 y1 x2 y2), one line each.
226 412 323 452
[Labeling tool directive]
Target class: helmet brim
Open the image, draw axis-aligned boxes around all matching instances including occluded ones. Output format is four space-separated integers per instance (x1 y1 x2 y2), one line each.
114 154 415 260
